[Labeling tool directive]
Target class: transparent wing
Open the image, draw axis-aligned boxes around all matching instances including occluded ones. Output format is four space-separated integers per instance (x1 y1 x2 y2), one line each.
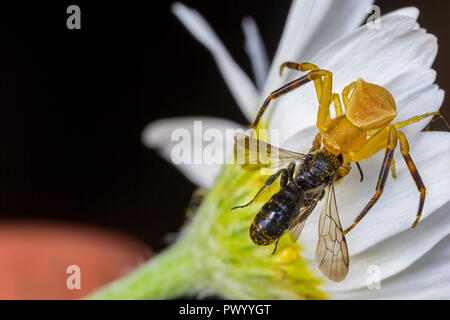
234 132 305 171
289 220 307 243
315 184 349 282
288 202 317 243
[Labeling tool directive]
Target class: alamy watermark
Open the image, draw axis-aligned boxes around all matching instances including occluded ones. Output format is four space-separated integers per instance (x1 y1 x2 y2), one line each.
66 265 81 290
66 5 81 30
366 5 381 30
170 121 282 172
366 265 381 290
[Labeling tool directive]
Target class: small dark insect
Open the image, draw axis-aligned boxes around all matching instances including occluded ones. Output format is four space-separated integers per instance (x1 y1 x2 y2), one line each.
232 61 442 282
233 133 349 281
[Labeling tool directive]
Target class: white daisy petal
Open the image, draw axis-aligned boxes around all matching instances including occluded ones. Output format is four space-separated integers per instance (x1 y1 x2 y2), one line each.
159 1 449 300
383 7 420 32
299 132 450 257
330 235 450 299
384 7 419 20
242 16 269 90
142 117 243 188
270 15 439 144
295 0 376 62
321 202 450 292
339 132 450 254
263 0 374 100
172 2 259 120
281 125 318 152
394 85 444 137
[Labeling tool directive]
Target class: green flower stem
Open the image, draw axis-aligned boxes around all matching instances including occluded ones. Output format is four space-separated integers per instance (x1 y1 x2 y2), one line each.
89 165 241 300
89 165 326 300
89 240 203 299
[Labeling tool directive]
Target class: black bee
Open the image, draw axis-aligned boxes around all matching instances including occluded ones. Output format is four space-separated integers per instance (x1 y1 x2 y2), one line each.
232 133 349 282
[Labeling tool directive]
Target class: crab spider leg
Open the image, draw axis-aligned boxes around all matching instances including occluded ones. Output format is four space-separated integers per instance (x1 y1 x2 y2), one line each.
280 62 323 101
391 158 397 179
281 62 343 121
397 131 426 228
366 111 441 137
308 69 333 131
344 125 397 235
341 81 356 111
332 93 344 117
312 133 322 150
393 111 440 129
251 64 333 129
251 74 311 129
345 125 427 234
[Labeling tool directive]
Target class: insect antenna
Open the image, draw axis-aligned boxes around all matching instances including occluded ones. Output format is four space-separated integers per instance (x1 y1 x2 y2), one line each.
356 162 364 182
440 114 450 130
423 112 450 131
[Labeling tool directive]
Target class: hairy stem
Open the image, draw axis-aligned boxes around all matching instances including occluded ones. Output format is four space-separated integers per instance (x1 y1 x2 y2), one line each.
89 239 204 299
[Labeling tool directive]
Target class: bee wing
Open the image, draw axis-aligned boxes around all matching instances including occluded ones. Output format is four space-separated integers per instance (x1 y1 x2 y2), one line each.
315 184 349 282
288 202 317 243
234 133 305 171
289 219 307 244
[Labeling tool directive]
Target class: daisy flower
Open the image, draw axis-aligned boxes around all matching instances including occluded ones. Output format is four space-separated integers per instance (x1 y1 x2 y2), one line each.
91 0 450 299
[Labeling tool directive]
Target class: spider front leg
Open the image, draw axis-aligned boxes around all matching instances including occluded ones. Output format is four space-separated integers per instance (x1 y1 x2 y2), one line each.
280 62 323 101
281 63 339 127
231 163 295 211
251 75 312 129
251 63 333 132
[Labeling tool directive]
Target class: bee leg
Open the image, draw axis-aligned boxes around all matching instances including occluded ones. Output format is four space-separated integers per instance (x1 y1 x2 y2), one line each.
287 161 296 181
344 126 397 235
397 131 426 228
231 167 290 210
271 239 280 255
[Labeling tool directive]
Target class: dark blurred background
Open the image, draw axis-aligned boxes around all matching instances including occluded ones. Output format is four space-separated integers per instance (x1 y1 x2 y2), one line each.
0 1 447 252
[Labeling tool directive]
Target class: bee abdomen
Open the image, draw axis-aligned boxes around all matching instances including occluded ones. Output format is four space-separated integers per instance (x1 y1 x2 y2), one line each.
250 186 299 246
250 222 277 245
